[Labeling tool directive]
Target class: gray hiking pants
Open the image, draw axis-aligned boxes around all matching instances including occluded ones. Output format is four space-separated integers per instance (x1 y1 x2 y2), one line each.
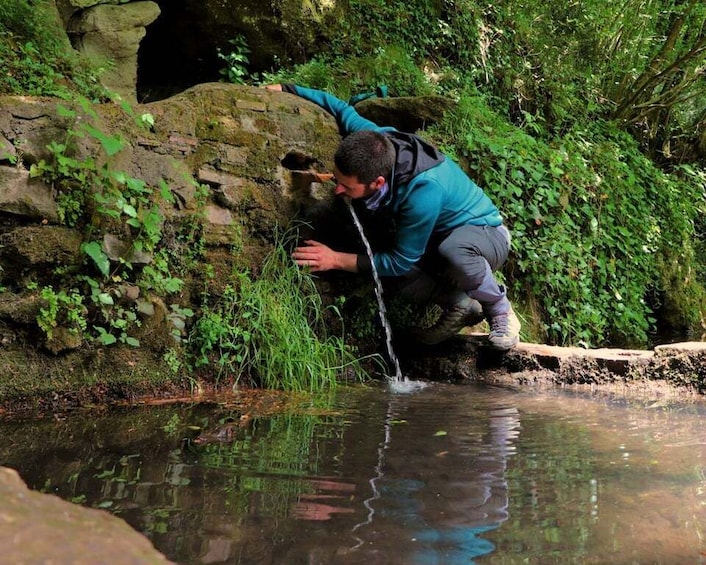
390 224 512 317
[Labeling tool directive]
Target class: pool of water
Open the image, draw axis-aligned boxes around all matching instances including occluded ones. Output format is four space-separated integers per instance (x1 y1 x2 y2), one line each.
1 382 705 564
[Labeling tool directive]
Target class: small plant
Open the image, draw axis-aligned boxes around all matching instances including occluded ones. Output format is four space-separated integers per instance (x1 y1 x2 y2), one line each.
37 286 87 340
167 304 194 342
0 0 105 98
27 97 190 350
162 413 181 435
217 35 251 85
163 348 183 374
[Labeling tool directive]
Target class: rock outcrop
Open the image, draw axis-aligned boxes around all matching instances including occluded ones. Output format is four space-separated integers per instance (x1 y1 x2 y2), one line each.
0 83 339 358
59 0 161 101
400 334 706 396
1 83 704 406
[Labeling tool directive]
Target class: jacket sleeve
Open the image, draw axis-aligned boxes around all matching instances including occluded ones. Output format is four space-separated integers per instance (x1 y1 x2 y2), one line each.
282 84 392 136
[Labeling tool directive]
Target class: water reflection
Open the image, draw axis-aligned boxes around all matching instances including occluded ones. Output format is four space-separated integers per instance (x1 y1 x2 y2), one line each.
347 395 518 565
0 384 705 564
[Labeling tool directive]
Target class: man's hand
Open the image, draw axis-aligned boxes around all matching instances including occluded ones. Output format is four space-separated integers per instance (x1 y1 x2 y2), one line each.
264 84 282 92
292 240 358 272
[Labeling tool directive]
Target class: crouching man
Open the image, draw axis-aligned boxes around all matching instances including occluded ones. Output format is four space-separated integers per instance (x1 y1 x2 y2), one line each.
268 83 520 350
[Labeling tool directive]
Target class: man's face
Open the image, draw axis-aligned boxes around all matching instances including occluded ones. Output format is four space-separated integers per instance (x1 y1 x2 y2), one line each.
333 167 381 199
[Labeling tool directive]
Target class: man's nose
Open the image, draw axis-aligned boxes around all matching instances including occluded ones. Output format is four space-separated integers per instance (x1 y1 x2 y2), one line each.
334 183 347 196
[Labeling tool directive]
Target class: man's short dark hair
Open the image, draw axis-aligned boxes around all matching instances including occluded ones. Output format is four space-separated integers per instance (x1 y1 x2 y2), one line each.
334 130 395 184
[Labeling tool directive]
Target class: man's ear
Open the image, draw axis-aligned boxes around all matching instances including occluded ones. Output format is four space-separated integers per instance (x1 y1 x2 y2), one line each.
370 176 386 190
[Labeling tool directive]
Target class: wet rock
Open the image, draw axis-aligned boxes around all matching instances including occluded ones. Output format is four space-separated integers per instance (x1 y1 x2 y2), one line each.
0 466 172 564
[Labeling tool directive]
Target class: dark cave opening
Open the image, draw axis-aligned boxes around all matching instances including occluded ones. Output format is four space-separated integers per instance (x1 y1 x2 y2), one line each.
137 0 223 103
136 0 291 103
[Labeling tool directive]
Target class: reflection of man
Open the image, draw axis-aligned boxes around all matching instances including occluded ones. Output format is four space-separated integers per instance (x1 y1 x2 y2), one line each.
396 405 518 564
378 408 519 565
267 84 520 350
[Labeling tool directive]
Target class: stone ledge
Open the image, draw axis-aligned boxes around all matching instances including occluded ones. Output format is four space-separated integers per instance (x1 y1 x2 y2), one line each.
499 339 706 393
512 342 655 375
399 334 706 395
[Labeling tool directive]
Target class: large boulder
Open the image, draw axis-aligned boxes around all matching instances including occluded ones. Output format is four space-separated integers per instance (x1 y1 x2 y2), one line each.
0 83 341 354
0 466 172 564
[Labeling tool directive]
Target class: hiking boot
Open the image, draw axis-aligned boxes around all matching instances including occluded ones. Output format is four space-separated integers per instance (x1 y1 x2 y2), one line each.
416 296 484 345
487 306 521 350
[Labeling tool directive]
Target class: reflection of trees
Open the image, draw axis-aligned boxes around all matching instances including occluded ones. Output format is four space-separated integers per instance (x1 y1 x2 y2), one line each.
1 403 356 564
487 416 598 562
485 396 706 563
195 413 346 519
6 389 703 563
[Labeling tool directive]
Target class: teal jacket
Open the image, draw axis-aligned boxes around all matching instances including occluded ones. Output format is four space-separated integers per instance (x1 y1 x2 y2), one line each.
283 85 503 277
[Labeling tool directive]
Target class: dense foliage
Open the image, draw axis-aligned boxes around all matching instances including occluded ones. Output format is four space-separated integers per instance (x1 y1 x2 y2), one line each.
266 0 706 346
0 0 104 99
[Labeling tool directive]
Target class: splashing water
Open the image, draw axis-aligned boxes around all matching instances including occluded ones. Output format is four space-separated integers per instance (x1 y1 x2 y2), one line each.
345 199 427 392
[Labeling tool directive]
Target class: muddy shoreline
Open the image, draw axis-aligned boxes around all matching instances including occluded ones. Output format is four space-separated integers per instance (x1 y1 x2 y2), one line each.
1 338 704 418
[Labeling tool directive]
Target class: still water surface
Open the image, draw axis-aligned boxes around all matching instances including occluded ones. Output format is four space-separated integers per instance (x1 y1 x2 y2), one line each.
2 382 705 564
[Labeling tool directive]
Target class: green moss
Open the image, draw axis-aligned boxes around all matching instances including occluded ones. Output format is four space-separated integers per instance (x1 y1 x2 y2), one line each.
0 347 190 413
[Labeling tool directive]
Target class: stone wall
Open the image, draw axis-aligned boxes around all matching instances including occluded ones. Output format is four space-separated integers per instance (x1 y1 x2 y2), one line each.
0 83 339 355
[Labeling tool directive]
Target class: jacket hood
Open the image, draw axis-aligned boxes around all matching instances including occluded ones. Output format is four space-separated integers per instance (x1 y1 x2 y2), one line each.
387 131 445 188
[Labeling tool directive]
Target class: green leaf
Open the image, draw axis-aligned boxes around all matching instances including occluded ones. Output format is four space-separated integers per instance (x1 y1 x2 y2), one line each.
158 179 175 204
122 204 138 217
434 430 447 437
98 332 117 345
81 241 110 277
56 104 76 119
82 123 124 156
164 278 184 293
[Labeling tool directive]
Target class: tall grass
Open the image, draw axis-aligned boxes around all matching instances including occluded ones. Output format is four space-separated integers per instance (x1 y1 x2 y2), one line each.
190 229 368 391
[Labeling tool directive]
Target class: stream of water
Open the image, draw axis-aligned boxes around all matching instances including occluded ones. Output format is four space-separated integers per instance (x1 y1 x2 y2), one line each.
2 383 704 564
344 198 405 386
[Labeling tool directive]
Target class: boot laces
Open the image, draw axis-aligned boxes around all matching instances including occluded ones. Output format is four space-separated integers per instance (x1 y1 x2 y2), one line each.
489 313 510 336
